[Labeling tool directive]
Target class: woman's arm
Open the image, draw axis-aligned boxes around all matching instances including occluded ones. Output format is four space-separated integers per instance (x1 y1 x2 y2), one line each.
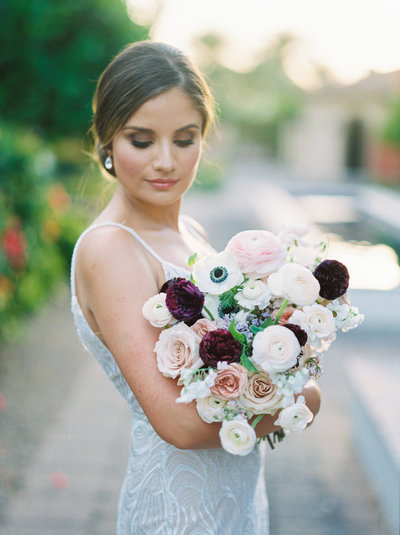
77 228 321 450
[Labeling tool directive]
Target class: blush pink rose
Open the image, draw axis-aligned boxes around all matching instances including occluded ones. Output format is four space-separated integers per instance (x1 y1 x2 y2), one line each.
210 363 248 400
191 318 218 338
239 372 283 415
226 230 286 278
155 322 202 378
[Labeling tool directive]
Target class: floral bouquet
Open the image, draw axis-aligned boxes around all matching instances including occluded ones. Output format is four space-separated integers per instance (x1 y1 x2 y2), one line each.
142 225 364 455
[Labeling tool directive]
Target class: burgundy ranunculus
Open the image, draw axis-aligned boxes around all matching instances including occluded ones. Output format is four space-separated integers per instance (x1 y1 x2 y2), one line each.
313 259 350 300
160 277 185 294
284 323 308 347
199 329 242 367
165 279 204 325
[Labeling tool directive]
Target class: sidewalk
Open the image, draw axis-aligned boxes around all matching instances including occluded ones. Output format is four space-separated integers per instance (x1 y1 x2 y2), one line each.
0 290 131 535
0 161 397 534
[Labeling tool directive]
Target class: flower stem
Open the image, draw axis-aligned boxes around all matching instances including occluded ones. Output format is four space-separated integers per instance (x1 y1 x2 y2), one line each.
203 305 215 321
266 434 275 449
273 299 289 325
251 414 264 429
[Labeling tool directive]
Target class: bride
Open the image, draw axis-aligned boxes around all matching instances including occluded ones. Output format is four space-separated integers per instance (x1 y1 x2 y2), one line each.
70 41 321 534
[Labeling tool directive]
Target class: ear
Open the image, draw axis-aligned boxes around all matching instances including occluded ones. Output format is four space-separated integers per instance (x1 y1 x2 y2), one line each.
105 143 113 157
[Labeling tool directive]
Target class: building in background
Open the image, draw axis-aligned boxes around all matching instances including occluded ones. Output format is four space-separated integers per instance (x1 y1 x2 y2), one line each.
281 70 400 184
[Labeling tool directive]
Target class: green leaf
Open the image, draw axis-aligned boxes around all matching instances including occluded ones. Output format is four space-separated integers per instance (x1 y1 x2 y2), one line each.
188 252 198 267
228 318 247 344
190 274 196 284
251 414 264 429
219 288 238 310
240 347 259 373
250 317 273 334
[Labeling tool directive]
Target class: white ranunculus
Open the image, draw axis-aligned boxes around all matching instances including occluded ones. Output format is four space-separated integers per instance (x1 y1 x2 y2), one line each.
155 322 202 378
192 250 244 295
196 396 227 423
278 223 309 248
219 418 257 455
142 293 173 328
238 372 283 415
267 263 320 306
235 279 271 310
274 395 313 433
290 304 336 342
251 325 300 374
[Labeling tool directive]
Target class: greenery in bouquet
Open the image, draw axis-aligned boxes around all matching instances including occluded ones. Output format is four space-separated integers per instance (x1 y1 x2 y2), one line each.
0 123 88 340
142 225 364 455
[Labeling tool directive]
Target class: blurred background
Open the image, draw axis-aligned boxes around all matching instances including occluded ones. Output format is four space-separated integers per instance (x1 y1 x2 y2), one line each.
0 1 399 534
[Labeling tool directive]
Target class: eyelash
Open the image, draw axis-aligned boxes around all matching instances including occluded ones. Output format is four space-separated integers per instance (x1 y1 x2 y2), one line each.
131 139 194 149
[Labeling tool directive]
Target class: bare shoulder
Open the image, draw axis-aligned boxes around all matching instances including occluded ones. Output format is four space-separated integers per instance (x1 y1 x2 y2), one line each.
181 214 210 243
76 225 159 299
77 225 139 264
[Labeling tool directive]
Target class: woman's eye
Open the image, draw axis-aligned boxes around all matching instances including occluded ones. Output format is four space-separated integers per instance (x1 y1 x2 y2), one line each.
131 140 152 149
175 139 194 147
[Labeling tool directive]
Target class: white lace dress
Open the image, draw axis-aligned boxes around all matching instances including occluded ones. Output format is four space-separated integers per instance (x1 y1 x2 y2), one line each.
70 221 269 535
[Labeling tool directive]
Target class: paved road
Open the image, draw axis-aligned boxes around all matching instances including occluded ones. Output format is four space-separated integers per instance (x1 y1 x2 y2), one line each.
0 164 396 534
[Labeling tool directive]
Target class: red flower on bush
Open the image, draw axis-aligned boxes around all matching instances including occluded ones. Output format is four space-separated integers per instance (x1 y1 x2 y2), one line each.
1 222 28 269
199 329 243 367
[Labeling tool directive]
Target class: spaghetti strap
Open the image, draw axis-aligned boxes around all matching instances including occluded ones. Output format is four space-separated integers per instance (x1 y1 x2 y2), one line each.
179 214 209 245
70 221 166 297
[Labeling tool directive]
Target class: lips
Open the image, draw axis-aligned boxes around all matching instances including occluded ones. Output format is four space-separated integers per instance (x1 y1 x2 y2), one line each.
147 178 178 190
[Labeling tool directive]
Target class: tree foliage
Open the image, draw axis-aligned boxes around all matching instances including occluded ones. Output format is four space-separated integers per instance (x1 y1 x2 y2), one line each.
196 33 304 156
0 0 149 139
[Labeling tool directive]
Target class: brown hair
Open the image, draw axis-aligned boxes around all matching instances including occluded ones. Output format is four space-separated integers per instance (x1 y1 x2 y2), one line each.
91 41 215 177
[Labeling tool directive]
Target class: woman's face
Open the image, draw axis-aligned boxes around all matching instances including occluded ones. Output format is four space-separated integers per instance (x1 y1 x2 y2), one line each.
110 87 203 207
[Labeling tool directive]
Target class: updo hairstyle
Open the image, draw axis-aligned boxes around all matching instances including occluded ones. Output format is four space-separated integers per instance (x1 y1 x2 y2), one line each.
91 41 215 177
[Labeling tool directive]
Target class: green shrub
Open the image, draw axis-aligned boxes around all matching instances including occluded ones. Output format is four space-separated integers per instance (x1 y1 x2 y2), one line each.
0 123 88 340
0 0 150 139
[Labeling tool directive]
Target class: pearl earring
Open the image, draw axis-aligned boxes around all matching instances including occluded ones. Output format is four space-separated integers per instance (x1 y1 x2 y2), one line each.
104 156 113 170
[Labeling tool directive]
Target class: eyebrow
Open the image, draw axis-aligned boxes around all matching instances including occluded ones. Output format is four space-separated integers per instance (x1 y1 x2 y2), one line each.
122 123 200 133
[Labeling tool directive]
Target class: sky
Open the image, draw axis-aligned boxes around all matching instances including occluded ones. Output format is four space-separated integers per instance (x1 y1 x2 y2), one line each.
128 0 400 88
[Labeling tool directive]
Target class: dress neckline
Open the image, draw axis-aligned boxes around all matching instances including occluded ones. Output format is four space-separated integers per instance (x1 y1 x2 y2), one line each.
95 219 197 273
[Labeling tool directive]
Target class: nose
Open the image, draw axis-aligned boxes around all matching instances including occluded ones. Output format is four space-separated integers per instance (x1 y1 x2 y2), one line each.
152 141 176 173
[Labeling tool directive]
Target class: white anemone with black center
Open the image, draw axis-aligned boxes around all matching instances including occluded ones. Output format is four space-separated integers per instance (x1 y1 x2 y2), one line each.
192 249 244 295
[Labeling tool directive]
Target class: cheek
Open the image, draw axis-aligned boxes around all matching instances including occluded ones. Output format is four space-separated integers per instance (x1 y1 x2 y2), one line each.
182 147 202 175
113 145 148 176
